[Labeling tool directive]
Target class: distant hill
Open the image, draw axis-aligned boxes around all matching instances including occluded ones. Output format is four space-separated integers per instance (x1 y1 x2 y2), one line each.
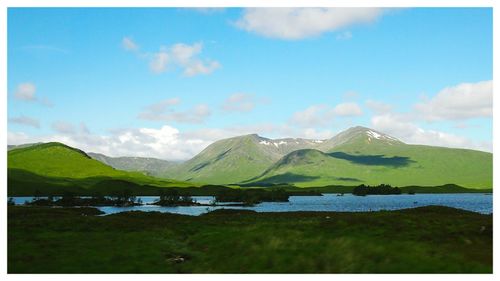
9 142 128 179
88 152 178 177
162 126 492 188
162 134 327 184
250 127 492 189
8 126 493 192
7 142 196 196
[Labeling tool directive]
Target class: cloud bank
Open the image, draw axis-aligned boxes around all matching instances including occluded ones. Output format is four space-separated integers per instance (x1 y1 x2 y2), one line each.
236 8 387 40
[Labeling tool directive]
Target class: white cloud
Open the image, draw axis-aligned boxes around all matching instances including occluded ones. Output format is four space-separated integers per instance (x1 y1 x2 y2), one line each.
289 105 335 128
183 60 221 77
170 43 220 76
142 98 181 114
221 93 256 112
171 43 202 65
371 113 491 152
333 102 363 117
415 80 492 121
122 37 139 51
130 42 220 76
12 82 53 106
149 51 170 73
236 8 386 40
8 126 181 160
290 102 363 127
14 83 36 101
8 125 219 161
8 121 340 161
138 99 211 124
8 128 172 161
8 115 40 128
51 121 76 135
80 123 91 134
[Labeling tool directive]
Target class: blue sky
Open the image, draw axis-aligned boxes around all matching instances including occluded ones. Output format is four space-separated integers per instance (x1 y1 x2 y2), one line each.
7 8 493 160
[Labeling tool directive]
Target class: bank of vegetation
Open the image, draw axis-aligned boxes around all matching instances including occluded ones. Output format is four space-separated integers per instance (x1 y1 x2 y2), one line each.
352 184 402 196
7 205 492 273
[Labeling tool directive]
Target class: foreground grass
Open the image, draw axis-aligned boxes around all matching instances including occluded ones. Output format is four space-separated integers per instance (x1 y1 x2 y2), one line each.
8 206 492 273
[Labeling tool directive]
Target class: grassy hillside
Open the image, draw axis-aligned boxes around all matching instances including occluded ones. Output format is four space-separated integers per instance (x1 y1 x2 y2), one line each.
252 141 492 188
162 134 329 184
161 126 492 189
8 126 493 192
88 152 177 177
7 142 197 196
163 134 281 184
8 142 130 178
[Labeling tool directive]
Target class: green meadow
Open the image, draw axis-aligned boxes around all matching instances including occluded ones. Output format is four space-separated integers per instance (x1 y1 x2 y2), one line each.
8 205 492 273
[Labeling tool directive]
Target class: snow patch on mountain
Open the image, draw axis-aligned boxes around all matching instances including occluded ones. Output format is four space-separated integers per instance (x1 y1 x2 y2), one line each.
259 140 271 146
366 129 400 142
366 130 382 139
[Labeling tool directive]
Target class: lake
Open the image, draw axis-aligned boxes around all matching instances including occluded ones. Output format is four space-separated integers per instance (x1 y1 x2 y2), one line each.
11 193 493 216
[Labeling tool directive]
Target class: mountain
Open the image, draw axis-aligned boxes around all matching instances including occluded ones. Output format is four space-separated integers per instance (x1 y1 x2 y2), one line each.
8 126 493 191
162 134 326 184
8 142 125 178
161 126 492 188
7 142 195 196
251 127 492 189
88 152 177 177
318 126 403 149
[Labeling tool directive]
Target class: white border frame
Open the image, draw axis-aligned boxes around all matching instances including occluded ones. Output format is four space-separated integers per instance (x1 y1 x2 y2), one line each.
1 1 496 280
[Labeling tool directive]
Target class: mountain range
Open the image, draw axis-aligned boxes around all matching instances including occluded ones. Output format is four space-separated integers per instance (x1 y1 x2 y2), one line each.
160 126 492 188
7 126 493 195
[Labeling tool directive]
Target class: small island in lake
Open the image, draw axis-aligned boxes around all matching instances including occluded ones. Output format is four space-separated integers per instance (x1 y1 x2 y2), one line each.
352 184 402 196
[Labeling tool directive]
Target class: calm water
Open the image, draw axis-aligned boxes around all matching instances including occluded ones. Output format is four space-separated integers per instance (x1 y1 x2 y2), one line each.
11 193 493 216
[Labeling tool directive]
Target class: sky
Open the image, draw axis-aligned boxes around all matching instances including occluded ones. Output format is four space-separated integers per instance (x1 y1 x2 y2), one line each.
7 8 493 160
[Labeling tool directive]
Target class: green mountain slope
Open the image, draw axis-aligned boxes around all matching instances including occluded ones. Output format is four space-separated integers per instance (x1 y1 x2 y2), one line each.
9 143 128 178
163 134 278 184
8 142 196 195
88 152 178 177
162 134 327 184
251 127 492 189
9 126 492 192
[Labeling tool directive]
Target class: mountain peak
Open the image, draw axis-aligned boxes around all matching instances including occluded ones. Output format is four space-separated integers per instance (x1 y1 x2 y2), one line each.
327 126 403 147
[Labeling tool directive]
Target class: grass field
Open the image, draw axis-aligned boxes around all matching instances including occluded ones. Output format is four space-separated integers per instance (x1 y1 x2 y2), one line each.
8 205 492 273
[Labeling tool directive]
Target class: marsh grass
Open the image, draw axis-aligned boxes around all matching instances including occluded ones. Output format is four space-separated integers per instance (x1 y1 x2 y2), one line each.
8 205 492 273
